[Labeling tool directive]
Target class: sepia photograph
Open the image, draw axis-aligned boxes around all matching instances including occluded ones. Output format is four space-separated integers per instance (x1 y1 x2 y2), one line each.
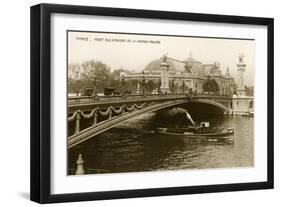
67 31 255 175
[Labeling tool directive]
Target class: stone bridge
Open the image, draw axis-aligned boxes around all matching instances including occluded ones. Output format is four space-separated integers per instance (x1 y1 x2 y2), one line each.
67 94 232 148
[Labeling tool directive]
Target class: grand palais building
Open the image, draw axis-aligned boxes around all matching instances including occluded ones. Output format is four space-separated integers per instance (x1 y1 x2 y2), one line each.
123 53 235 96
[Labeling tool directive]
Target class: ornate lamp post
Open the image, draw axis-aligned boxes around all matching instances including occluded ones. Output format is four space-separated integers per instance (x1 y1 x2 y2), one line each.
142 70 145 96
157 79 161 95
182 80 185 94
91 74 97 100
120 71 126 96
170 79 175 94
75 71 80 96
92 74 97 92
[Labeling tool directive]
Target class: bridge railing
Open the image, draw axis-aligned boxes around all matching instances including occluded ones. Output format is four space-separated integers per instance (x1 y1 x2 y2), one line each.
68 93 232 104
68 94 161 104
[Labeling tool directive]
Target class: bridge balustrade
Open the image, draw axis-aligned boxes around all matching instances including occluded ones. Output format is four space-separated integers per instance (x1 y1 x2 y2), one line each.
68 93 232 105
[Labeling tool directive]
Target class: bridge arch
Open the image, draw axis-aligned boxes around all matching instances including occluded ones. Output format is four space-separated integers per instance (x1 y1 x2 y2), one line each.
188 99 230 114
68 98 230 148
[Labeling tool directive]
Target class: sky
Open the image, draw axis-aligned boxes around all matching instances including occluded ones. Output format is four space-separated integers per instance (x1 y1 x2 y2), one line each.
68 31 255 86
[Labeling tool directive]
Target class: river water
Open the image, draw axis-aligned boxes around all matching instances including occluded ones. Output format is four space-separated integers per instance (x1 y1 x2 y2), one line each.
68 113 253 175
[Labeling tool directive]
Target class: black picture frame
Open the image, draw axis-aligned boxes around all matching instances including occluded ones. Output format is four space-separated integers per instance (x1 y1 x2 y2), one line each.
30 3 274 204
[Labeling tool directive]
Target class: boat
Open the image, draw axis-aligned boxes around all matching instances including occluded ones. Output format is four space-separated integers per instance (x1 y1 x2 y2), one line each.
157 126 234 139
157 110 234 141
